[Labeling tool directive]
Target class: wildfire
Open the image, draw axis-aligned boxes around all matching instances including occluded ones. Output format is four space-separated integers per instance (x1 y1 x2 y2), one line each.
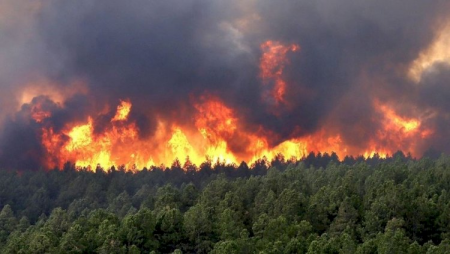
34 96 353 170
358 101 433 158
379 104 420 133
168 128 199 164
65 120 93 152
376 101 433 139
111 100 132 122
39 100 145 169
12 39 437 171
194 97 237 142
260 41 299 104
33 93 433 171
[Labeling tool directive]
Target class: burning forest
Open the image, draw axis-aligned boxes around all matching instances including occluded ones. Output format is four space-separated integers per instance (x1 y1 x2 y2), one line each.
1 0 450 171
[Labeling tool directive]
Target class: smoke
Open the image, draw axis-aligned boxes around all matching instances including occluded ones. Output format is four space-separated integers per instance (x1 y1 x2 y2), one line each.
1 0 450 169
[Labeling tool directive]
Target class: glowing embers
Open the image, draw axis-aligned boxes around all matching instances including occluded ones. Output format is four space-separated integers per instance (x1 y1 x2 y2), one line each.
260 40 299 104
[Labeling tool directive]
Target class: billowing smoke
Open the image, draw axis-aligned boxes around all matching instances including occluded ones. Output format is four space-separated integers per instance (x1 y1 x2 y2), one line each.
1 0 450 170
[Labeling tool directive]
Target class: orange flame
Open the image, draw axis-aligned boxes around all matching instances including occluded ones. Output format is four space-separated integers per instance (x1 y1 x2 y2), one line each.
111 100 132 122
24 38 439 171
38 97 350 170
36 95 435 171
378 103 420 133
260 41 299 104
358 101 433 158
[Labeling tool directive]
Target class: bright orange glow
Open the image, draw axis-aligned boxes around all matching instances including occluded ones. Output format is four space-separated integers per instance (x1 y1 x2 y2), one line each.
378 103 420 133
37 96 434 170
41 103 146 170
194 97 237 142
363 150 388 159
39 98 362 171
25 38 439 171
167 128 200 163
260 41 299 104
65 119 94 152
111 100 132 121
356 101 434 159
248 134 344 163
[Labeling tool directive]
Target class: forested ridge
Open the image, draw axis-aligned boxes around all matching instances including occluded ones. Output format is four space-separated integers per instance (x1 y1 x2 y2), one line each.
1 152 450 253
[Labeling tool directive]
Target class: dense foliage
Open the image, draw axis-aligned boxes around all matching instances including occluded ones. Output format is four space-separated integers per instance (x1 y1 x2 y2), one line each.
1 152 450 253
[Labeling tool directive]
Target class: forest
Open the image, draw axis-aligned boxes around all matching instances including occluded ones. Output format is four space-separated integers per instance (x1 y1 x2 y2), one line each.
1 152 450 253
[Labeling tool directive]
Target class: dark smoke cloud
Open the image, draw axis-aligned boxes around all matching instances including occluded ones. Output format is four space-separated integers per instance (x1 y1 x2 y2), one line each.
0 1 41 128
1 0 450 169
416 63 450 153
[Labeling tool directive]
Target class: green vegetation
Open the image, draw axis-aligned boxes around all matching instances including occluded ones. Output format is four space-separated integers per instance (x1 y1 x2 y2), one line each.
1 152 450 253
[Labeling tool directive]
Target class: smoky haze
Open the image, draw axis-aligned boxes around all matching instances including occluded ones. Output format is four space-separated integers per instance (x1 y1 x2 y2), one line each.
1 0 450 170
